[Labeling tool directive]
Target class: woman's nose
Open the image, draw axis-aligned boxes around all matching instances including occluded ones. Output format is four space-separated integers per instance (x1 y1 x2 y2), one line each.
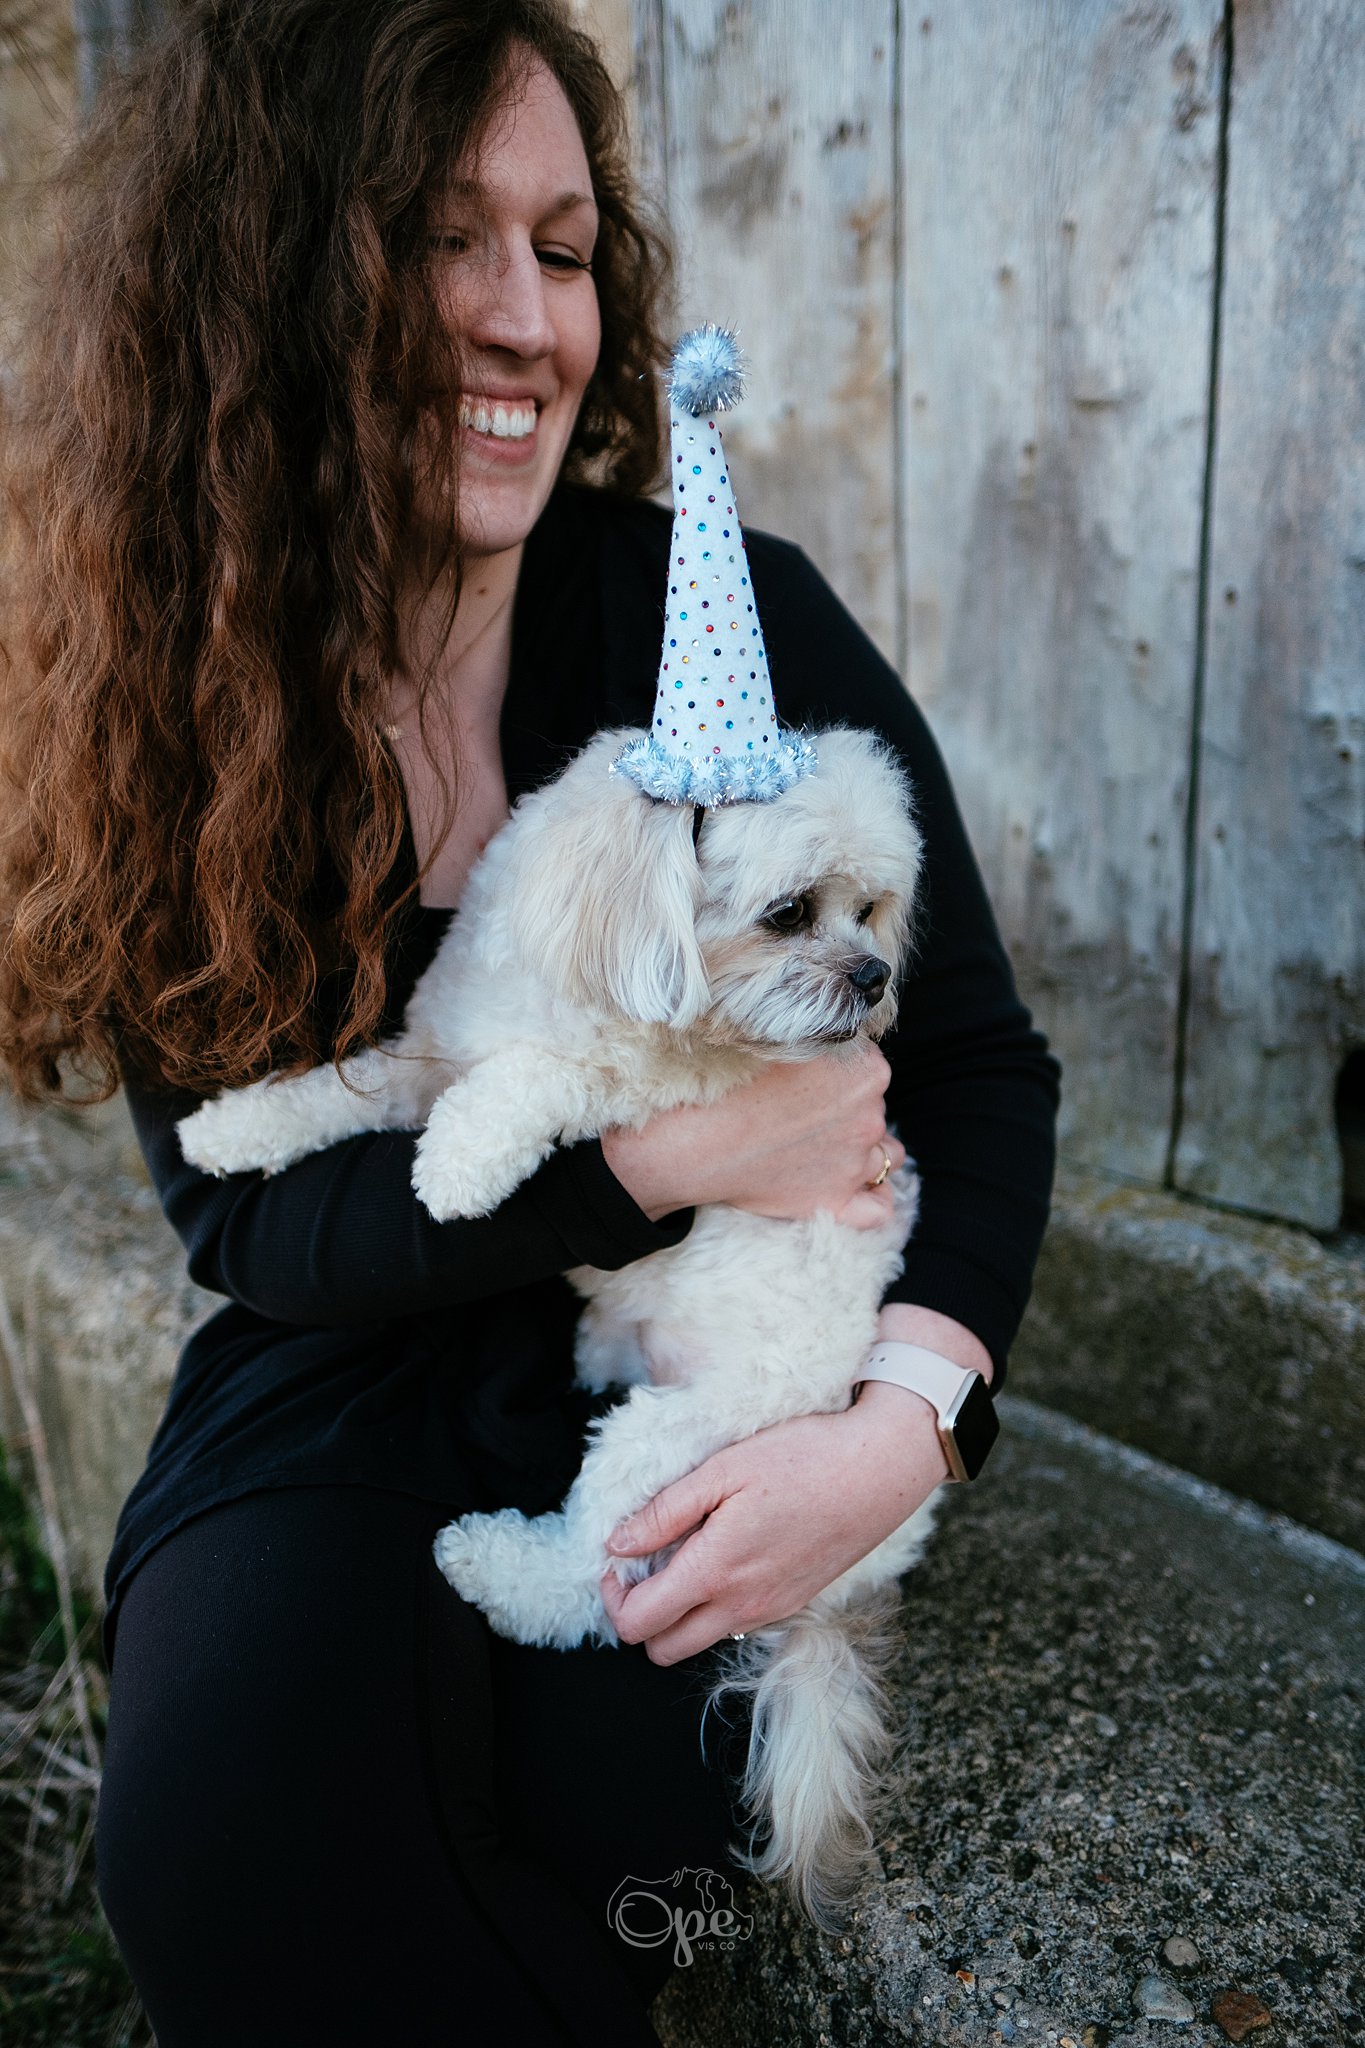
463 240 557 361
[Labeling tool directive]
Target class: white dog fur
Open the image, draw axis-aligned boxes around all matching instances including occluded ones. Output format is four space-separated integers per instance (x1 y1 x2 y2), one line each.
178 724 939 1927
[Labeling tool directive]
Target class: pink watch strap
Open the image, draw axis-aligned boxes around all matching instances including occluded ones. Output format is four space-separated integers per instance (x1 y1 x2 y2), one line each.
857 1342 974 1414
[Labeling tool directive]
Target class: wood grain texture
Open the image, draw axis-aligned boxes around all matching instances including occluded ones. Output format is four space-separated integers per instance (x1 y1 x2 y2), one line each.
1174 0 1365 1228
0 0 75 365
899 0 1225 1182
647 0 900 659
565 0 632 93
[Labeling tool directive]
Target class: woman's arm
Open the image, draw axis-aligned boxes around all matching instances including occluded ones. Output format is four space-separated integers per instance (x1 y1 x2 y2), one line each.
123 1041 905 1328
122 1061 695 1326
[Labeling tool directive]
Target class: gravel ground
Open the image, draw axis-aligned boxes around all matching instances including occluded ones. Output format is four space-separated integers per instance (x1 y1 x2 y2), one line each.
3 1382 1359 2047
654 1398 1365 2048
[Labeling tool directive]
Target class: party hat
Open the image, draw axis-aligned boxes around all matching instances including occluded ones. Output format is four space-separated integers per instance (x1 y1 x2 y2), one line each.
613 326 816 806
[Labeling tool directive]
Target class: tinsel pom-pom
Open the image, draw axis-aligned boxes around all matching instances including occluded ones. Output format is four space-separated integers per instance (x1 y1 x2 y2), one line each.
612 730 817 806
669 325 745 418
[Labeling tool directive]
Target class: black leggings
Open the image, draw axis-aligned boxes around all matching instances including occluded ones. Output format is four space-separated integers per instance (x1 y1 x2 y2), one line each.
95 1486 746 2046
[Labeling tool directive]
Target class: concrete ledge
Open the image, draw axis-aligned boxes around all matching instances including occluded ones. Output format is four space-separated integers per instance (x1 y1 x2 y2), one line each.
1009 1162 1365 1553
0 1093 211 1596
654 1401 1365 2047
1 1103 1362 2044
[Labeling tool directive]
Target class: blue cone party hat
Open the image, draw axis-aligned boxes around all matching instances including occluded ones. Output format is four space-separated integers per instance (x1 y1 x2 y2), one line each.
613 326 816 806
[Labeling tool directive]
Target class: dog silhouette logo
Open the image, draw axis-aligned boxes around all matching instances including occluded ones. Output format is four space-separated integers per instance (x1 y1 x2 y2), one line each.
607 1867 755 1966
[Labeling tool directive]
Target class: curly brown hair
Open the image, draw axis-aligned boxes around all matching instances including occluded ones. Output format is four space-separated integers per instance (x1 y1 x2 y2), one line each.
0 0 672 1101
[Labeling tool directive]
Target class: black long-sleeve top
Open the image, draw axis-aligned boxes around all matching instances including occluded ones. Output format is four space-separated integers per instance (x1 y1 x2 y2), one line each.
102 482 1060 1662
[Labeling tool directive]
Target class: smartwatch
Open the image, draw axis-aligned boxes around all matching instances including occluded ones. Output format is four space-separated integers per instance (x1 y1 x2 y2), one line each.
855 1342 999 1482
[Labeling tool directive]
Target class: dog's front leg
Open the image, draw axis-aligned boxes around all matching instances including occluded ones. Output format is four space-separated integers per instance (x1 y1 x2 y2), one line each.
412 1045 599 1219
177 1044 445 1177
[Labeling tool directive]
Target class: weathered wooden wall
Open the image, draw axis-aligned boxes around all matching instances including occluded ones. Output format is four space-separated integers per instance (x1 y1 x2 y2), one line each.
5 1 1361 1232
627 0 1364 1230
1174 0 1365 1225
635 0 901 655
0 0 75 365
898 0 1222 1187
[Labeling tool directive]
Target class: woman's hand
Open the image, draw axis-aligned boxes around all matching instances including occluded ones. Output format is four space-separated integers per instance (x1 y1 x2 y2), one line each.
598 1304 994 1663
601 1041 904 1230
598 1374 952 1665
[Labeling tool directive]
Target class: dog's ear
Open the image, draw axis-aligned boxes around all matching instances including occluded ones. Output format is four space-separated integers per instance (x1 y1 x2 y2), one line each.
501 758 709 1028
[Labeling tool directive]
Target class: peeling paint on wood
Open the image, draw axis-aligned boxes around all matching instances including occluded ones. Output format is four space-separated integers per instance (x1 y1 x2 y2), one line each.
1175 0 1365 1228
0 0 75 363
648 0 900 659
898 0 1224 1180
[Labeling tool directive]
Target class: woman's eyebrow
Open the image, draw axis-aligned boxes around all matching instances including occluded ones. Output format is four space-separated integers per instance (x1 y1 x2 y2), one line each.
443 180 598 220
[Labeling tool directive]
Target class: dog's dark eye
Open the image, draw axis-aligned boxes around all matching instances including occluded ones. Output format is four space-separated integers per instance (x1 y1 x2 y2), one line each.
856 901 877 926
763 896 812 933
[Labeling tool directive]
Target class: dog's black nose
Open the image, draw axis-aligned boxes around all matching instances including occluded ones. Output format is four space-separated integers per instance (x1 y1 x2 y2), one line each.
848 956 891 1003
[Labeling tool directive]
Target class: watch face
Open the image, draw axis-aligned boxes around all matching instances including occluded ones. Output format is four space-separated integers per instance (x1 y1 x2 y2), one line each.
946 1375 1000 1482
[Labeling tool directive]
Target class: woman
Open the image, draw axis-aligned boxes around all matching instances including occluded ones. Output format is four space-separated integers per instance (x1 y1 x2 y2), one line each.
0 2 1059 2041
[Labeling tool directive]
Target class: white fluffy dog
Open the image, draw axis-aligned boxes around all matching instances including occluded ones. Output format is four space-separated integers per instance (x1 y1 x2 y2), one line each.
178 724 939 1926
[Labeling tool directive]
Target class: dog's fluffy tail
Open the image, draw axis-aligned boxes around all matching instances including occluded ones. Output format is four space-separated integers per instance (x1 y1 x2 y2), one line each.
710 1590 902 1930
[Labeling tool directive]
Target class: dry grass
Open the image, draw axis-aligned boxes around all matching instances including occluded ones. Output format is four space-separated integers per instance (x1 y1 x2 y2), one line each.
0 1276 152 2045
0 5 152 2031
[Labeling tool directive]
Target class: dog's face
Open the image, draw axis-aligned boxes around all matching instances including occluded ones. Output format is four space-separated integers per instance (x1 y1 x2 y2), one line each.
500 726 922 1049
689 742 919 1047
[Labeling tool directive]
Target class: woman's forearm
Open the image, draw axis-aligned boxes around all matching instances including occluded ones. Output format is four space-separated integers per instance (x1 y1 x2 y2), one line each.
873 1301 993 1382
852 1304 993 1475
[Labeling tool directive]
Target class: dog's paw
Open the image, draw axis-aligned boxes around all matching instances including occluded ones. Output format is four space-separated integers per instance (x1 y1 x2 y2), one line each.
433 1511 611 1650
177 1092 294 1177
412 1142 515 1221
432 1518 488 1602
413 1088 551 1219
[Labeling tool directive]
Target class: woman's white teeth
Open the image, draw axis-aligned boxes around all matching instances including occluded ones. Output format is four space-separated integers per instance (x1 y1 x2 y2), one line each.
459 398 537 439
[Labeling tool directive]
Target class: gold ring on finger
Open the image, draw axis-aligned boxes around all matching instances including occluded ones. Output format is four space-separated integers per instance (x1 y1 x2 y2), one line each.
869 1145 892 1189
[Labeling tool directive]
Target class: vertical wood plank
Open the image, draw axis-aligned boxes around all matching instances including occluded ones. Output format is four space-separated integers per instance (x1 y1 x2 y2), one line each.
1175 0 1365 1228
565 0 632 95
626 0 670 218
651 0 900 660
0 0 75 366
70 0 163 109
900 1 1224 1182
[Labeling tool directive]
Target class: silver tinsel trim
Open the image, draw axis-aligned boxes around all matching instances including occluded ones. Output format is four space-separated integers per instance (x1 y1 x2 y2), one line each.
669 325 746 418
611 730 818 806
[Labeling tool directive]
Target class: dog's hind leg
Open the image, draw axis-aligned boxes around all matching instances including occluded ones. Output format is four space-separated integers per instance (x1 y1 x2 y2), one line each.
434 1377 747 1648
433 1507 616 1649
572 1302 652 1393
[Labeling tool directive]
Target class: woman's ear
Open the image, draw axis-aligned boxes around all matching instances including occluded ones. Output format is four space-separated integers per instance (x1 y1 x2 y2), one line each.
502 755 709 1028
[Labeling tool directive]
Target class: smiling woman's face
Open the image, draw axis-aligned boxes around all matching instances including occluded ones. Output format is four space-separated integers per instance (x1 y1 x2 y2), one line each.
428 54 602 564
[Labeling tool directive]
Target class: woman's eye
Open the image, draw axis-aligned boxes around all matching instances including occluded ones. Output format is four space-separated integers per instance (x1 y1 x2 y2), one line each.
537 247 593 272
427 231 470 256
764 896 811 933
